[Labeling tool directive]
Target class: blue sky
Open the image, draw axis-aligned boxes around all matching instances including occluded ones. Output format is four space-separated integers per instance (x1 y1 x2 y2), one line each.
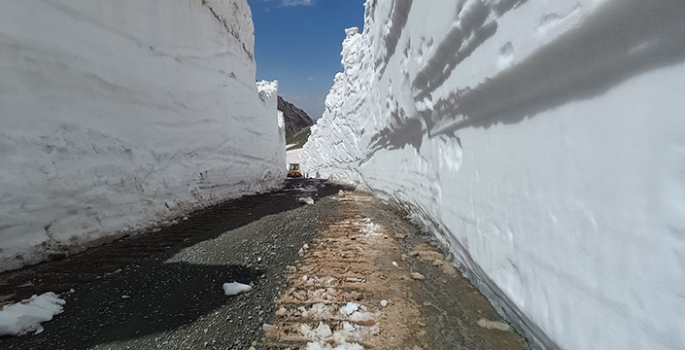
247 0 366 120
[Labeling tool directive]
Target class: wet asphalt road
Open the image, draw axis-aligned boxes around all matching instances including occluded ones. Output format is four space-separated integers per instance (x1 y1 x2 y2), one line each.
0 179 350 350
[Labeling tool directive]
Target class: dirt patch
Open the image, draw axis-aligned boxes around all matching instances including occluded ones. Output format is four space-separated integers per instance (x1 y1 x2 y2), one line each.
256 191 427 349
254 191 529 350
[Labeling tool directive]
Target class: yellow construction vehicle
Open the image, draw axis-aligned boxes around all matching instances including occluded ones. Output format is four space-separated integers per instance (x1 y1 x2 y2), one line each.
287 163 303 178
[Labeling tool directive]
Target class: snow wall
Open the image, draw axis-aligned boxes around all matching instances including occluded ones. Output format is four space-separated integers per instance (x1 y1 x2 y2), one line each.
303 1 685 349
0 0 285 272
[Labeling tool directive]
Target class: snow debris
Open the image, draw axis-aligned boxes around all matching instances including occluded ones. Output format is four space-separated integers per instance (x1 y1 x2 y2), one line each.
349 311 375 325
0 292 65 336
303 243 310 250
262 323 276 333
345 277 364 283
339 302 359 316
276 307 288 316
300 303 335 318
359 221 382 236
299 197 315 205
304 275 337 287
477 318 511 332
410 272 426 281
222 282 253 296
441 263 458 276
392 261 399 268
306 341 364 350
380 300 388 307
300 322 333 340
121 295 131 299
342 320 379 339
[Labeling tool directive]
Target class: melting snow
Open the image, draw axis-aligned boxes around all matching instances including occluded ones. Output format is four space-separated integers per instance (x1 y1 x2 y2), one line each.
359 219 382 236
306 342 365 350
299 197 315 205
301 322 333 340
222 282 253 296
339 302 359 316
0 292 65 336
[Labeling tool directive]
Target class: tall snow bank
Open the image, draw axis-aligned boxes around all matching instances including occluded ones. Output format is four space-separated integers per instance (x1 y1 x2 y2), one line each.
259 79 287 157
0 0 285 271
303 1 685 349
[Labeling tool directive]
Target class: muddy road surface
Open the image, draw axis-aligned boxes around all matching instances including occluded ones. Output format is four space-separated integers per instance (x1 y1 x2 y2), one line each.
0 179 528 350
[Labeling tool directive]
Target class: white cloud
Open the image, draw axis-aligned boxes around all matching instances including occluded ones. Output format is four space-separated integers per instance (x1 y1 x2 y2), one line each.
282 0 314 7
308 77 315 81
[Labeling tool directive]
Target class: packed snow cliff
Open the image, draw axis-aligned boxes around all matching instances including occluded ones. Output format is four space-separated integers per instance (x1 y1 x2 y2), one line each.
303 1 685 349
0 0 285 272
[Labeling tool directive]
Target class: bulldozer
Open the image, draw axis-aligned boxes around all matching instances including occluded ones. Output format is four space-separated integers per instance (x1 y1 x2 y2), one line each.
287 163 303 178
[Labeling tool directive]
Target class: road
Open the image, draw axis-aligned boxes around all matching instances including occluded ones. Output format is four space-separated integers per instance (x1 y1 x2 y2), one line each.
0 180 527 350
286 147 303 167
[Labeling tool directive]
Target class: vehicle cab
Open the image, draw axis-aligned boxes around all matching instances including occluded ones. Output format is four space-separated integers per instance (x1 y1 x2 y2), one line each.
287 163 303 178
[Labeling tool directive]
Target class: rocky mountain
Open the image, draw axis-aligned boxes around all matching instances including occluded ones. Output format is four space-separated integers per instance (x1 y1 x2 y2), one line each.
278 95 314 138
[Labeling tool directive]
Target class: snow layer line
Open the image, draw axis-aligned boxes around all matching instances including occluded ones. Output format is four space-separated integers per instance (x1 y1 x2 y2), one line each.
0 0 285 272
303 0 685 349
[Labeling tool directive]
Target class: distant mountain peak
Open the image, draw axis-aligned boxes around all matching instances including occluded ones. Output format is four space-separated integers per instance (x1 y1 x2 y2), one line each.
278 95 314 138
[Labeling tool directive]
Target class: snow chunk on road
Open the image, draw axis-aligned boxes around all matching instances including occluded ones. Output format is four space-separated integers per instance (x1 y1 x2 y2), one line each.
300 321 333 340
299 197 315 205
339 302 359 316
0 292 65 336
477 318 511 331
306 342 365 350
222 282 253 296
349 311 375 323
360 220 382 236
